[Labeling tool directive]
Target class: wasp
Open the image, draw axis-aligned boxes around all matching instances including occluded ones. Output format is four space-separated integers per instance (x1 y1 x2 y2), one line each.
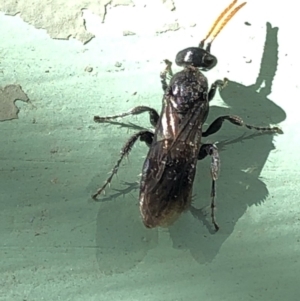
92 0 282 231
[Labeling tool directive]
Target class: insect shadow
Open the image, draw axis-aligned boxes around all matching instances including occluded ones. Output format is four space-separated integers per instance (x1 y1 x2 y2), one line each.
90 22 286 273
168 22 286 263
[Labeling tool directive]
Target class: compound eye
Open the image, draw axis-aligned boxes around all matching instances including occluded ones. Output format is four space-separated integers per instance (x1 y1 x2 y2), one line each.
201 54 217 70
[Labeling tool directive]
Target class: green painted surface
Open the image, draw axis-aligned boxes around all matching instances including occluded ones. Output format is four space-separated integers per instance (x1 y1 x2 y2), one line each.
0 2 299 300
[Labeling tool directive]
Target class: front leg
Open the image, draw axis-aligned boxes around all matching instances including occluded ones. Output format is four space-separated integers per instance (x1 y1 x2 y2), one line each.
160 59 173 92
208 78 228 101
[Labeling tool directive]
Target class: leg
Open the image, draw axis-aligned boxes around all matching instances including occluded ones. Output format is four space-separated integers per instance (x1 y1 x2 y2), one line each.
208 78 228 101
203 115 283 137
160 59 173 92
198 143 220 231
94 106 159 127
92 130 154 199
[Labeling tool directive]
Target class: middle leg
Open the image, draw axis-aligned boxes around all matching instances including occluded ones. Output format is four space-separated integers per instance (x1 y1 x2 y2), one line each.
203 115 282 137
94 106 159 127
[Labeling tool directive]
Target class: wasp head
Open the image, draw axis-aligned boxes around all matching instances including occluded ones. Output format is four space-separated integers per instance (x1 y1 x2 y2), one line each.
175 47 217 70
175 0 246 71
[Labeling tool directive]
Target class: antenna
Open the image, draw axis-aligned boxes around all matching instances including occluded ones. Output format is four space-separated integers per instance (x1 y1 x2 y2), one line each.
199 0 247 52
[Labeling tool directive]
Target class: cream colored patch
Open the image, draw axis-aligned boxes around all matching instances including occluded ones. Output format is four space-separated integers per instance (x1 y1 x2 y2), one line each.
0 0 134 44
0 0 185 43
0 85 29 121
162 0 175 11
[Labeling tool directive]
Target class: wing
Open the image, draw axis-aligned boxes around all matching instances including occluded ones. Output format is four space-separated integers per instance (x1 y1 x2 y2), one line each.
139 72 209 227
139 139 198 228
155 68 209 147
150 91 207 184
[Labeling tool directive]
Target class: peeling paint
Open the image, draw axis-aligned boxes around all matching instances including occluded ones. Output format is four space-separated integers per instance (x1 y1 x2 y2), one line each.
0 85 29 122
0 0 134 44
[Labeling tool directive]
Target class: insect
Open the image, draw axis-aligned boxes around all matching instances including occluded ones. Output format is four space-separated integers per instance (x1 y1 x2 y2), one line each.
92 0 282 231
